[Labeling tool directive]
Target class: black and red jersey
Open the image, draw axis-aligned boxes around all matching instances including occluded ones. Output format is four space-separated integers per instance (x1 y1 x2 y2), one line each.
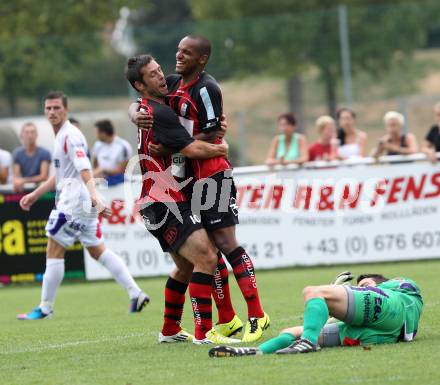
137 98 194 203
166 72 231 180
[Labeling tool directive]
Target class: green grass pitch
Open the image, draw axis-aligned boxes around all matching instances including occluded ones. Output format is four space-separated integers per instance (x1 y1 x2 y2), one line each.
1 260 439 385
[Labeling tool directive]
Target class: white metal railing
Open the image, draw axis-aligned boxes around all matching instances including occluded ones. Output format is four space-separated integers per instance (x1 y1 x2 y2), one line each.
0 152 437 193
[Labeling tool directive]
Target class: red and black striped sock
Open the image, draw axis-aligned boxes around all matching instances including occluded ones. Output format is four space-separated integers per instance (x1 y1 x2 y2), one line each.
212 252 236 324
161 277 188 336
189 272 213 340
226 246 264 319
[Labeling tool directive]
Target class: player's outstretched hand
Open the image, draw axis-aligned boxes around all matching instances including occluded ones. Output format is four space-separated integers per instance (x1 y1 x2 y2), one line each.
19 192 37 211
135 110 153 130
332 271 354 285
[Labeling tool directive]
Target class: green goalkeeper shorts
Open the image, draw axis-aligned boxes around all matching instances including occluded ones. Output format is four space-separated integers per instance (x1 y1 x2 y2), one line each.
336 285 405 346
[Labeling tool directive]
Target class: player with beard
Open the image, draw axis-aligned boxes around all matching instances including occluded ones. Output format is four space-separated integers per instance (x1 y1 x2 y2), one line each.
130 35 269 343
126 54 242 344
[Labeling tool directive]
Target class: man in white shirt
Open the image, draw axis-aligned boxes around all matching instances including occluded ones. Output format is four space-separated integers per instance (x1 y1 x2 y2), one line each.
92 119 132 186
17 91 149 320
0 148 13 185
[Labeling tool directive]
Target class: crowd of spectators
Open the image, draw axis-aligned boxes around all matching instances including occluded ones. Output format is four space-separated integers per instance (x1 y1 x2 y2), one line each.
265 102 440 166
0 118 132 189
2 102 440 188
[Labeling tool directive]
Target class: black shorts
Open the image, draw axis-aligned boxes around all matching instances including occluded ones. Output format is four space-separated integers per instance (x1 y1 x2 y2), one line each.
140 202 203 253
190 170 239 232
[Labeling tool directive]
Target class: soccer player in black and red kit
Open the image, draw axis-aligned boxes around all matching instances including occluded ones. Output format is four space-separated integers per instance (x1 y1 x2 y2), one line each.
130 35 269 342
126 54 242 344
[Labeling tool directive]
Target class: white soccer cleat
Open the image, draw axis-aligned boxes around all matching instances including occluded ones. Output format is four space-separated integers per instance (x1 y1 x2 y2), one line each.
158 330 193 343
129 292 150 313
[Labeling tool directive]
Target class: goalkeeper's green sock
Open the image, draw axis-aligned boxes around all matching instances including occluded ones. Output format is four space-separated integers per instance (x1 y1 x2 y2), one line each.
258 333 296 354
301 297 329 345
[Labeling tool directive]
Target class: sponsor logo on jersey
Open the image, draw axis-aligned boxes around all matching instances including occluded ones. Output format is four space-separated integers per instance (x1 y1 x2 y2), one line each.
180 103 188 117
164 227 178 245
54 159 60 168
229 197 239 216
76 150 86 158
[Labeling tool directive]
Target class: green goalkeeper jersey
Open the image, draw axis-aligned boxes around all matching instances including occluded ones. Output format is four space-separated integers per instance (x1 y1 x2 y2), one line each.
377 277 423 341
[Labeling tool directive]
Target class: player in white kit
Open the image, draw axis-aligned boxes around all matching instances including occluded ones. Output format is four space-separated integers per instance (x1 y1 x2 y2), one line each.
17 91 149 320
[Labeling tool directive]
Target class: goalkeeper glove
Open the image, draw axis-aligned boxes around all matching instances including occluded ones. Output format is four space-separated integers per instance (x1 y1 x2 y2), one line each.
332 271 354 285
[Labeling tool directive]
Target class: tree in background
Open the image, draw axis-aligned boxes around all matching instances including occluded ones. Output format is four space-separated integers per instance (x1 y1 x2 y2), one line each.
189 0 440 117
129 0 193 76
0 0 142 115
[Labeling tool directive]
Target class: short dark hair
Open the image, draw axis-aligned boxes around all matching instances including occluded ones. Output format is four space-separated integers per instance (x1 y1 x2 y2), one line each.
278 112 296 126
95 119 114 136
185 35 211 59
125 54 155 92
356 274 389 285
336 107 356 120
44 91 68 107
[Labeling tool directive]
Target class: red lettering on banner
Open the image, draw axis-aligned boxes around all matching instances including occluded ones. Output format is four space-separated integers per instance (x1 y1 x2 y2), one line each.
236 185 251 208
403 175 426 201
387 177 405 204
263 185 284 209
294 186 312 210
129 199 142 224
235 171 440 212
318 186 334 211
424 172 440 199
339 183 362 209
249 185 265 209
370 180 388 207
107 200 126 224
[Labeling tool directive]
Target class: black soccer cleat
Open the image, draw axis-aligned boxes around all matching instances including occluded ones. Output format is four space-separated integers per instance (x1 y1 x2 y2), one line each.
276 338 321 355
209 345 260 358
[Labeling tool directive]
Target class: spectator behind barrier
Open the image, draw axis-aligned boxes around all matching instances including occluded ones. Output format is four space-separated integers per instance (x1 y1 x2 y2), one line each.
422 101 440 163
0 147 13 185
308 115 339 161
265 112 308 166
92 119 132 186
12 122 51 192
371 111 417 159
69 117 80 128
336 107 367 159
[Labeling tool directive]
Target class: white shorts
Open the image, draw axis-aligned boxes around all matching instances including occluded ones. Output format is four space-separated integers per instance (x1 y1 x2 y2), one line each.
45 209 103 248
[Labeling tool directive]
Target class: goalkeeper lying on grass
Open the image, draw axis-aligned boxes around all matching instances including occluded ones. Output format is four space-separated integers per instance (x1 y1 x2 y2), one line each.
209 272 423 357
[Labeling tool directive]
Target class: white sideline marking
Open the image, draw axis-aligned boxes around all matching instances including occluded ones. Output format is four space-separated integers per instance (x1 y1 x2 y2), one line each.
0 332 152 355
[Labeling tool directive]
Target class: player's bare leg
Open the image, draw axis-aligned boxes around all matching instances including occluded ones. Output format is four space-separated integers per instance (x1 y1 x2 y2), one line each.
276 285 348 354
17 238 65 320
211 225 269 342
87 243 150 312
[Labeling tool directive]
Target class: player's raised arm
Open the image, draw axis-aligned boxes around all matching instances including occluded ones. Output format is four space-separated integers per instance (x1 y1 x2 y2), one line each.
154 104 227 160
193 80 223 143
180 140 227 159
